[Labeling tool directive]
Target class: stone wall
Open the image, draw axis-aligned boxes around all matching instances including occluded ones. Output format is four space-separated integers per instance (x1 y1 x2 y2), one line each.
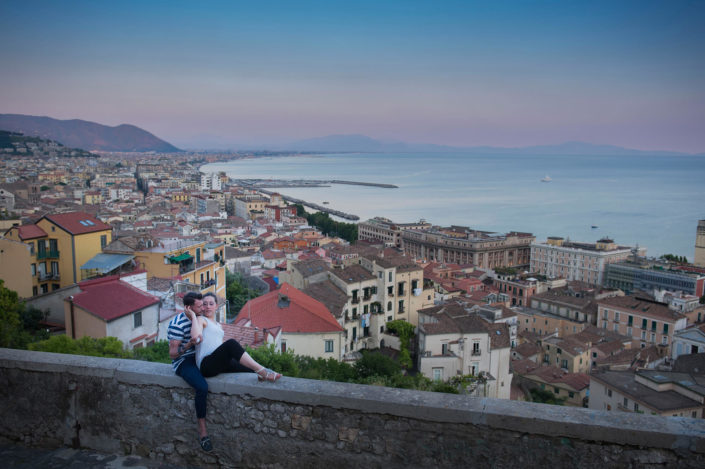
1 348 704 468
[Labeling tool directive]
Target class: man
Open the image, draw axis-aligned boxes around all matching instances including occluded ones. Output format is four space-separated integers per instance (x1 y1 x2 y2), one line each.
168 291 212 452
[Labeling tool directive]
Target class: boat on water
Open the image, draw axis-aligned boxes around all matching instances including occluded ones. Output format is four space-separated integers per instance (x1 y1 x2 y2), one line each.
541 175 552 182
591 225 598 229
322 201 329 204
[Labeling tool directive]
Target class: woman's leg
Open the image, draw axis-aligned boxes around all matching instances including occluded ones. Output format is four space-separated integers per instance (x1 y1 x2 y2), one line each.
200 339 261 377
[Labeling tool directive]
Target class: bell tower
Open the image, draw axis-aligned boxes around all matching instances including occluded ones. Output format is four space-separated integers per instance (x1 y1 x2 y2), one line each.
695 220 705 267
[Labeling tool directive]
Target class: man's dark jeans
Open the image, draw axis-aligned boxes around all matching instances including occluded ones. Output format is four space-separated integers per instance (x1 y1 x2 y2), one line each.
175 355 208 419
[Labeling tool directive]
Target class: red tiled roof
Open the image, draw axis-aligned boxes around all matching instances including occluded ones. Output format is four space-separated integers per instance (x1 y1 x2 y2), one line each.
239 282 343 333
71 275 159 321
15 224 48 240
43 211 112 235
221 322 278 348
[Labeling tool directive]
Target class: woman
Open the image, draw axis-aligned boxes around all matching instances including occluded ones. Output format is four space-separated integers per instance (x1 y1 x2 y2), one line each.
186 292 281 381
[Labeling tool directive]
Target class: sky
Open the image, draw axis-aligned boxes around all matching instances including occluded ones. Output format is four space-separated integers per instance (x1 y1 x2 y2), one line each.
1 0 704 152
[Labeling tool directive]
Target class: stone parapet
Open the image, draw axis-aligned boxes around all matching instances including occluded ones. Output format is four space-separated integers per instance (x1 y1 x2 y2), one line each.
1 348 704 468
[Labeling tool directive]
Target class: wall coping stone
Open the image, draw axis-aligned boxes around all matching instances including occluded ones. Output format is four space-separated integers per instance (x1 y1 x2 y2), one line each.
2 347 705 453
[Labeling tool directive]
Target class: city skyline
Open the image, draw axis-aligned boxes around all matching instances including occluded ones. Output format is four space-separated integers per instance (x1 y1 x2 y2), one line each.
1 1 704 152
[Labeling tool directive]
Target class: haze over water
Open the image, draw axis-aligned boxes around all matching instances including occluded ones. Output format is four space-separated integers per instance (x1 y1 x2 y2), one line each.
204 152 705 261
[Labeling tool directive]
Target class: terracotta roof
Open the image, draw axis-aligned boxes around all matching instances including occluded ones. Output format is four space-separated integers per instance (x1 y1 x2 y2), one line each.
239 282 343 333
43 211 112 235
523 365 591 391
221 321 278 348
14 224 48 240
514 342 542 359
332 264 376 284
71 276 159 322
597 295 686 322
292 259 330 278
303 280 349 320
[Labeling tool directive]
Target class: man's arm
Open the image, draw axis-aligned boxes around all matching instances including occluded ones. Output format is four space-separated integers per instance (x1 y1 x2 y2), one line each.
169 338 195 360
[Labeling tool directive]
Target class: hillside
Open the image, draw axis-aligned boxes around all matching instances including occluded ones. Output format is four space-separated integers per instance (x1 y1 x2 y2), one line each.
0 130 94 158
0 114 180 152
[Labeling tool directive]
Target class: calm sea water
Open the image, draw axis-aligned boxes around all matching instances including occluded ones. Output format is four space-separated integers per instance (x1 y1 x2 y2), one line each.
203 153 705 260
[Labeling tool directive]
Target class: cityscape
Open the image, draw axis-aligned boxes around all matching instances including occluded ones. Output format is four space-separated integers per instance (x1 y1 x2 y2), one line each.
2 1 705 467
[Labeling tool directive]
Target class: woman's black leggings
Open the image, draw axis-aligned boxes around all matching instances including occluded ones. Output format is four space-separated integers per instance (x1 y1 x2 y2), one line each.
200 339 255 378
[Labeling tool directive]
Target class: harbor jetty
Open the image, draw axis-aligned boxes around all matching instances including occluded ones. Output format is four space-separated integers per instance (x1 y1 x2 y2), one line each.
256 188 360 220
234 178 398 189
234 178 398 221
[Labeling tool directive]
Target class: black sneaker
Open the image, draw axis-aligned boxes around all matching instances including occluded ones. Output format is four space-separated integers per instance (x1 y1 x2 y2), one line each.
200 436 213 452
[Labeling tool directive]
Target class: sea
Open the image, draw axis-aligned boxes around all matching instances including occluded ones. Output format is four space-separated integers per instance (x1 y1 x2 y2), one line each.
202 152 705 261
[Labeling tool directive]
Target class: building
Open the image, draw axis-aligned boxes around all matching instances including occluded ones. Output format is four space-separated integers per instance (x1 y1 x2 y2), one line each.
528 282 622 329
417 302 512 399
589 369 705 417
200 172 222 191
238 283 344 360
264 205 297 222
596 295 687 352
605 259 705 297
3 211 112 296
358 217 431 248
64 275 160 349
530 237 642 285
511 360 590 407
672 324 705 359
695 220 705 267
234 196 269 220
105 236 226 315
0 237 33 297
402 226 534 269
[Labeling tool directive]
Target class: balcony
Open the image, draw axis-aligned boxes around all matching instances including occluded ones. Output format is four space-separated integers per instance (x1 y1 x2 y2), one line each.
36 250 60 260
38 272 59 281
398 308 405 314
472 350 481 356
351 297 360 304
200 279 217 289
363 295 371 301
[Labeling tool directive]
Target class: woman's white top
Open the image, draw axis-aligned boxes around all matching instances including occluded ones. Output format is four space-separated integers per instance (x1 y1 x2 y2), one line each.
196 316 224 368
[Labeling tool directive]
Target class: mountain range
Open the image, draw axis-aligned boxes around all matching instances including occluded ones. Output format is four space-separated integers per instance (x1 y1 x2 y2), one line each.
1 114 701 156
0 114 180 152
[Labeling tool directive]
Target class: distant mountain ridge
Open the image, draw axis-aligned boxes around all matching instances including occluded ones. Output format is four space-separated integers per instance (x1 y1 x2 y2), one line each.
280 134 696 156
0 114 180 152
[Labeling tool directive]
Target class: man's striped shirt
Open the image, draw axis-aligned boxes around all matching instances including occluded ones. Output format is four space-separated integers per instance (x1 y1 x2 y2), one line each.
167 312 195 371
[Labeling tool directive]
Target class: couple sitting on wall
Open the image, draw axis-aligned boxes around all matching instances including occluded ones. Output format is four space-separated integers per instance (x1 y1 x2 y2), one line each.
167 291 281 452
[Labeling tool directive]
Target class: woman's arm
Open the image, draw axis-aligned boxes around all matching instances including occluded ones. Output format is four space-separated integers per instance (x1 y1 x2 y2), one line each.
187 308 205 344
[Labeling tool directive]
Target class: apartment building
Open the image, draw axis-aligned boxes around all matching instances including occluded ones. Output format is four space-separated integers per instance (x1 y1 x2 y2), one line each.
695 220 705 267
596 295 687 352
417 302 512 399
589 369 705 417
605 259 705 297
511 359 590 406
200 172 222 191
528 282 622 328
239 283 344 360
531 237 642 285
357 217 432 248
234 195 269 220
3 211 112 296
402 226 534 269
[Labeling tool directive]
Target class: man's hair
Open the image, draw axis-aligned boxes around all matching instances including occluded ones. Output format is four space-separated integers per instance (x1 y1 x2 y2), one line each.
183 291 203 306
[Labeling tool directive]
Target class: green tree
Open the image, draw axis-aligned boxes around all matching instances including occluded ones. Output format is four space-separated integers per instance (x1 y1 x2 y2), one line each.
132 340 171 363
247 343 299 376
0 280 22 348
530 388 566 405
226 270 263 317
385 320 415 369
354 350 401 378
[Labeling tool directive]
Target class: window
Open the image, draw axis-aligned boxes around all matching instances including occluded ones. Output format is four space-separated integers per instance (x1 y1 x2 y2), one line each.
627 327 632 336
662 336 668 345
634 403 639 412
432 368 443 381
641 331 646 340
642 318 647 329
650 333 655 343
100 235 107 248
40 284 48 294
398 299 404 312
554 387 560 394
623 397 628 407
561 359 568 369
324 340 333 353
31 264 36 276
651 321 657 332
133 311 142 328
387 301 392 311
607 389 612 397
663 324 669 335
614 324 620 332
628 315 633 326
388 271 392 282
32 286 38 296
614 311 620 322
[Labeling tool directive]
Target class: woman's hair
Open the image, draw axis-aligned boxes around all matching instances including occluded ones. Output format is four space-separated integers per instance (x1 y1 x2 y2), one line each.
202 292 218 303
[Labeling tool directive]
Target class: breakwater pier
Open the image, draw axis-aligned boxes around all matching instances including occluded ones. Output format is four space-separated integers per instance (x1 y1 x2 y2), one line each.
236 178 398 221
234 178 398 189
